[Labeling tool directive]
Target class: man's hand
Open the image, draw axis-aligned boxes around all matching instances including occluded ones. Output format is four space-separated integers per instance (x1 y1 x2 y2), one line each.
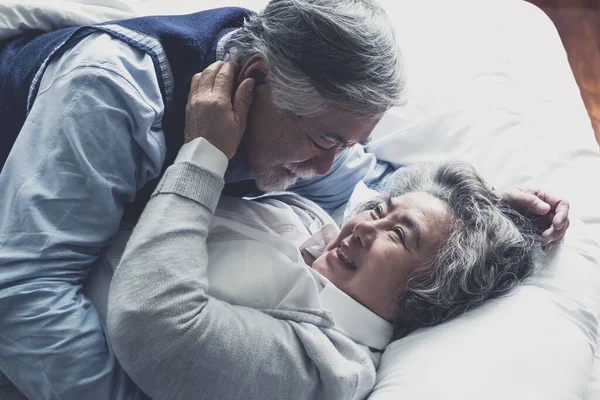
184 61 255 159
497 187 570 251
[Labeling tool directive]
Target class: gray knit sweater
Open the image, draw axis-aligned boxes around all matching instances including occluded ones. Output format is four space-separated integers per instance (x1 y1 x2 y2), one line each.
107 161 377 400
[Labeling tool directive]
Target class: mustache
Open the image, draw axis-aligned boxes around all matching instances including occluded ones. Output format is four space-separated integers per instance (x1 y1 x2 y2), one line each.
282 163 316 180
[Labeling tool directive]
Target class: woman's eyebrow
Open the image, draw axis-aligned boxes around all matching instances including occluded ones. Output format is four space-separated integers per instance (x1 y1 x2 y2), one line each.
386 198 422 249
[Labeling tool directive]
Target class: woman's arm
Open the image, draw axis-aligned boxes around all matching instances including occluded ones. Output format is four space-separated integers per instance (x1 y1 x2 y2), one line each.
107 161 375 400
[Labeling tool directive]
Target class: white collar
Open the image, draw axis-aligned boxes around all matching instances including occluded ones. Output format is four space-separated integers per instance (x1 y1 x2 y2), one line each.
312 271 393 350
301 224 394 350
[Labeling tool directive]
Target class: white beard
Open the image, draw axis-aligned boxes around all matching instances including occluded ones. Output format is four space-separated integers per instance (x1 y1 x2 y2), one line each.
254 163 316 192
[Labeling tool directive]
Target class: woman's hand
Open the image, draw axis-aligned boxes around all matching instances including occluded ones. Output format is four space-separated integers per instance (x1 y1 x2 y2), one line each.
184 61 255 159
497 187 570 251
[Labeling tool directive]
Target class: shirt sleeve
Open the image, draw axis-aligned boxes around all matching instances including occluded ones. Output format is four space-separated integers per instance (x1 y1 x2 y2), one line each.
107 161 376 400
0 33 166 258
0 32 166 398
174 137 229 177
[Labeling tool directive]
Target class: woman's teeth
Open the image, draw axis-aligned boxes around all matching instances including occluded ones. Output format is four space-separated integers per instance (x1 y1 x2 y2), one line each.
336 247 357 270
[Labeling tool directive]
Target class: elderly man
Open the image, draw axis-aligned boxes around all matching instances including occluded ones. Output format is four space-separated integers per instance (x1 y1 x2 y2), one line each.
0 0 567 399
0 2 402 399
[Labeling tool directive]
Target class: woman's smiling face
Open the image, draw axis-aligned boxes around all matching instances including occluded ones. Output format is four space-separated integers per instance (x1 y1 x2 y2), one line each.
310 192 452 320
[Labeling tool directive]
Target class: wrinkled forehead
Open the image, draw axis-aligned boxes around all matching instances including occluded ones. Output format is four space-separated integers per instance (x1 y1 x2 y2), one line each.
389 192 453 243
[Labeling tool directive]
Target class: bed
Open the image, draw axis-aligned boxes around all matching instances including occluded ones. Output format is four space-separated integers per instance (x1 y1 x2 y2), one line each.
1 0 599 399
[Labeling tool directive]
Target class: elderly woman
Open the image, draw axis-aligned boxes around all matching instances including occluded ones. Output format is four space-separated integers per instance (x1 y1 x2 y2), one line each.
105 157 546 400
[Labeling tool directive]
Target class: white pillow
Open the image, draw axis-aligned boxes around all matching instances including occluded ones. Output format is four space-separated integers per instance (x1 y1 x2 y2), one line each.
329 181 380 226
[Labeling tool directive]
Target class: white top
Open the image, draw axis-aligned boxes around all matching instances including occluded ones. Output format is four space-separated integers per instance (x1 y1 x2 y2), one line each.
180 137 393 350
86 137 393 351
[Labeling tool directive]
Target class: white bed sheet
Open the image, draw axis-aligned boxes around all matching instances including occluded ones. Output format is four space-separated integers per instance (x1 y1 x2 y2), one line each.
587 340 600 399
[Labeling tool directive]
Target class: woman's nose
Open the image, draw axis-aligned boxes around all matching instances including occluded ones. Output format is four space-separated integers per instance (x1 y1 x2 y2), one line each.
352 220 377 248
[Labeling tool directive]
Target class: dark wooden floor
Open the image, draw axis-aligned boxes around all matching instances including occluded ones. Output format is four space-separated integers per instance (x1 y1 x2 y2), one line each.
526 0 600 145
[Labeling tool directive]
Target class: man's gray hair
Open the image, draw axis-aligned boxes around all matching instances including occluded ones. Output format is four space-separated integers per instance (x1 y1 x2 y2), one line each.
225 0 405 117
360 161 543 339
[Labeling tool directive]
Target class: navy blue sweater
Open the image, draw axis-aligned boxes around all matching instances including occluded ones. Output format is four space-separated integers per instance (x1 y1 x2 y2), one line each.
0 7 253 215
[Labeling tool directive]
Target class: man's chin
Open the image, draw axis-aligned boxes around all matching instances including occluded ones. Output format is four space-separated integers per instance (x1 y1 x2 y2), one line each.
254 166 298 192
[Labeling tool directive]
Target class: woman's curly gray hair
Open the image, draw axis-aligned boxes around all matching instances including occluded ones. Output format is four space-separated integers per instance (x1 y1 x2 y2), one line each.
359 161 543 339
224 0 405 117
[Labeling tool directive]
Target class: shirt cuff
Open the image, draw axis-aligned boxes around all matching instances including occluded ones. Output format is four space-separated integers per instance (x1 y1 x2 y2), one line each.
174 137 229 178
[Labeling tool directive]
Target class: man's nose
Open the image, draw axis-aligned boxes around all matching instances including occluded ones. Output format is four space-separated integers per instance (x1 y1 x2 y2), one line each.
308 147 338 175
352 220 377 248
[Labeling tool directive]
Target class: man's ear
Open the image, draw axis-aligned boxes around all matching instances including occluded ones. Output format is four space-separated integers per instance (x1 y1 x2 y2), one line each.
238 54 268 86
